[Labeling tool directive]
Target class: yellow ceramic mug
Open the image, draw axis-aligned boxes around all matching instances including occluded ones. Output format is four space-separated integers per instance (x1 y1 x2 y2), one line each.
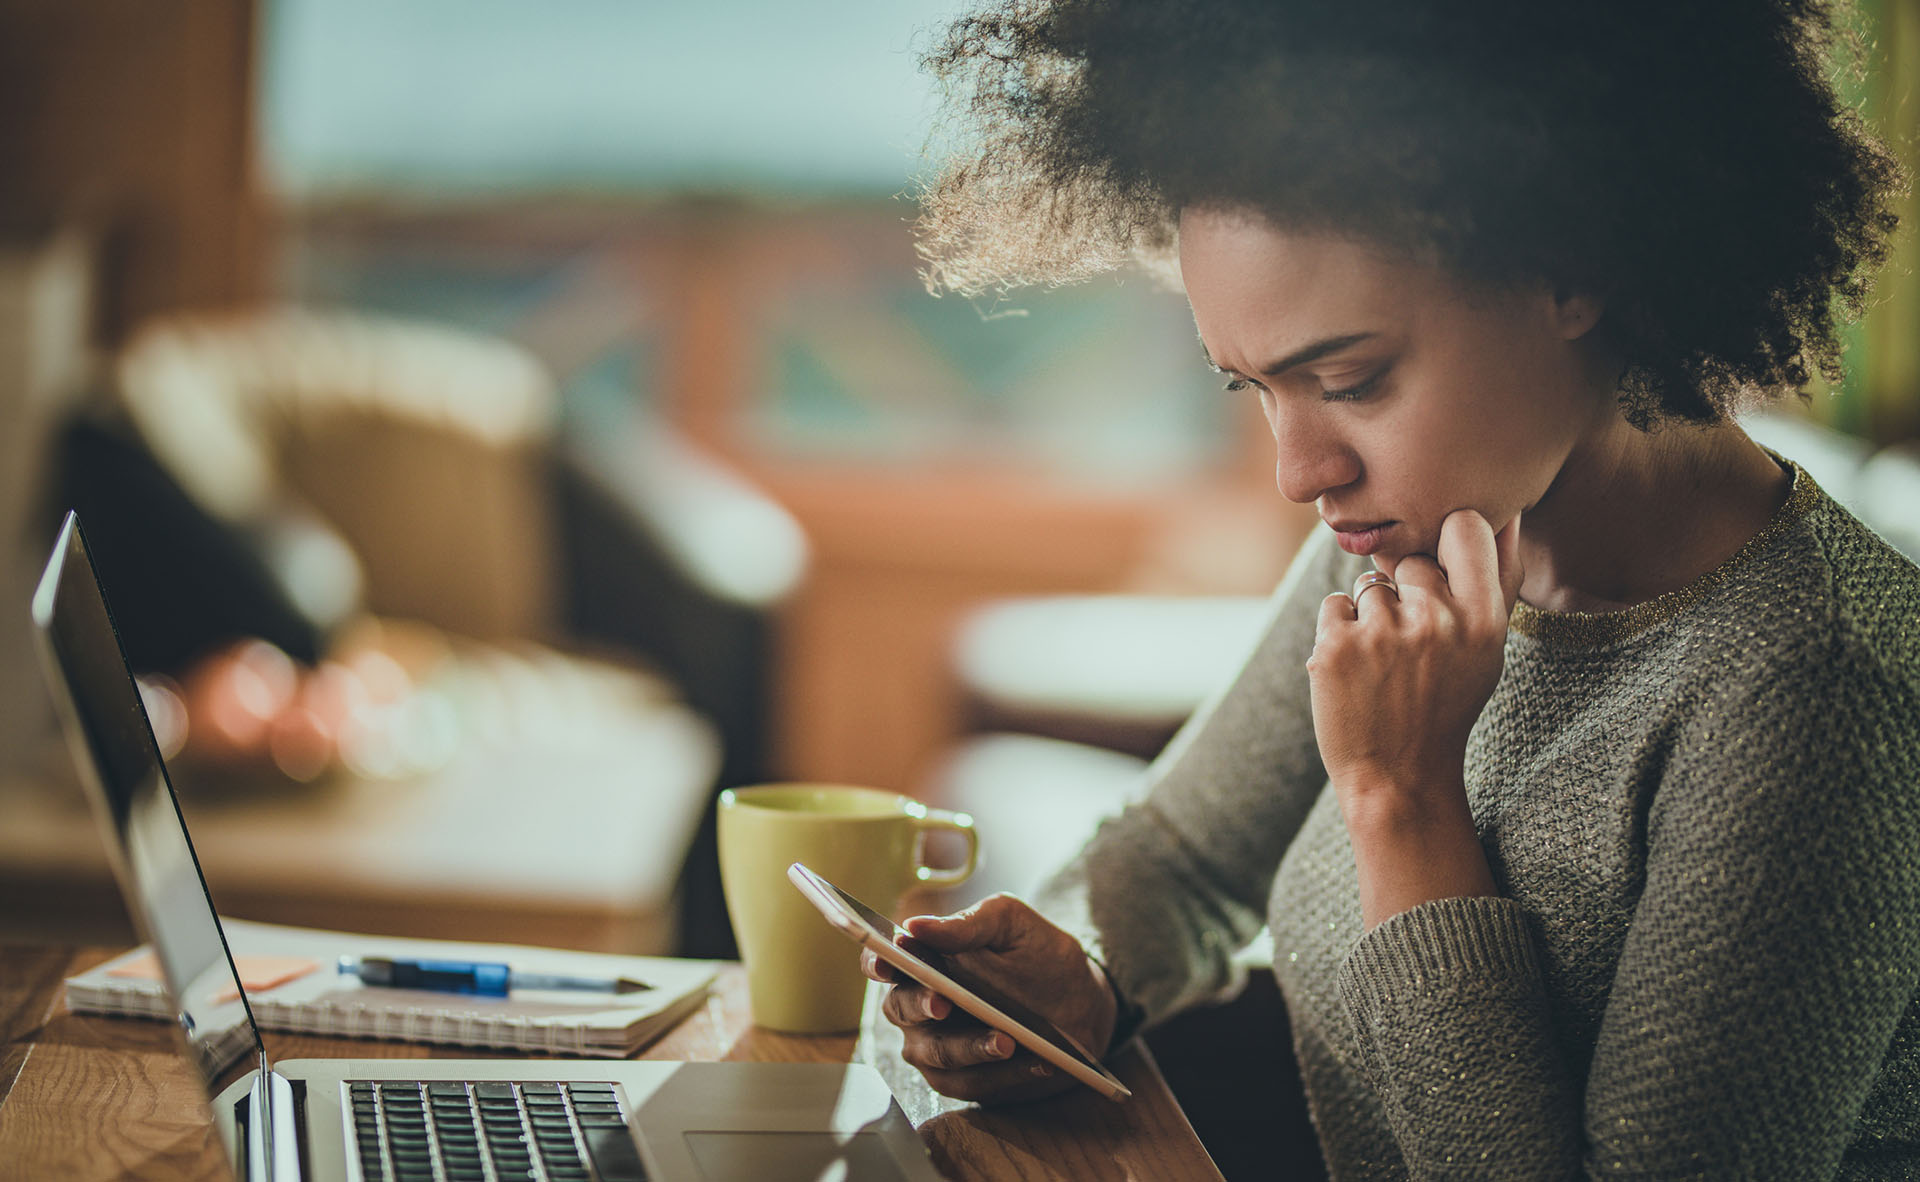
717 784 978 1033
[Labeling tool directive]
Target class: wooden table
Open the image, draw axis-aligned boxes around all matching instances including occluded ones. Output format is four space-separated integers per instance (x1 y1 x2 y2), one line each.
0 945 1223 1181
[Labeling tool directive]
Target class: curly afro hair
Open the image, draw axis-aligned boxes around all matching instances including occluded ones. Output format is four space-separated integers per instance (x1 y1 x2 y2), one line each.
916 0 1906 426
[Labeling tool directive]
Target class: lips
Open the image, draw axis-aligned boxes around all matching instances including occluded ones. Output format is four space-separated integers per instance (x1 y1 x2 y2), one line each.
1327 519 1394 556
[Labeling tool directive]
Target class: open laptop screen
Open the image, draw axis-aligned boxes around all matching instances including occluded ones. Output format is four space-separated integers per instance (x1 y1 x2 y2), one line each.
31 512 266 1102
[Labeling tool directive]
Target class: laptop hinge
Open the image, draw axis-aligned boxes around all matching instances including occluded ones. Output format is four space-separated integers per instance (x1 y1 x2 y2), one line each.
242 1054 304 1182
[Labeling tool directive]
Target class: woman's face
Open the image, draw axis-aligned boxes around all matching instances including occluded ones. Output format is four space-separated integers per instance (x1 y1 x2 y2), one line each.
1179 207 1610 564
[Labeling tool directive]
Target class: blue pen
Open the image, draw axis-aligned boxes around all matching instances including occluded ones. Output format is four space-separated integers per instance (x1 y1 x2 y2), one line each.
337 956 651 997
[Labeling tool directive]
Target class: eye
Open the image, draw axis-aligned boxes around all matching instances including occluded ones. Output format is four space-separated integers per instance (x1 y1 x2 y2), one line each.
1319 371 1384 402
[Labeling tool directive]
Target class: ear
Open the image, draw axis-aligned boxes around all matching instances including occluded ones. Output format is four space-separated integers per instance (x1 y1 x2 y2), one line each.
1549 286 1604 341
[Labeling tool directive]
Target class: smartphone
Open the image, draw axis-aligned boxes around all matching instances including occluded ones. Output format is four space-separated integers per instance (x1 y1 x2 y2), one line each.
786 862 1131 1102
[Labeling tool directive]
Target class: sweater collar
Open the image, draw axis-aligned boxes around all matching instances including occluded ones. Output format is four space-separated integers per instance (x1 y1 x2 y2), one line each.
1508 454 1821 647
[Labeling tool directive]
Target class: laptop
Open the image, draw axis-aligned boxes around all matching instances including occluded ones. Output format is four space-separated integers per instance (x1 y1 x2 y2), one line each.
31 510 944 1182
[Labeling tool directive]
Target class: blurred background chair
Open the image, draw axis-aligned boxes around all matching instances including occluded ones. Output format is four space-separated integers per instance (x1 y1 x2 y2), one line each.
921 594 1271 906
21 307 804 955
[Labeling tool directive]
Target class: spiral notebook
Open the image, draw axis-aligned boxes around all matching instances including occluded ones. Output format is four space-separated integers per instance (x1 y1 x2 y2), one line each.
65 918 721 1058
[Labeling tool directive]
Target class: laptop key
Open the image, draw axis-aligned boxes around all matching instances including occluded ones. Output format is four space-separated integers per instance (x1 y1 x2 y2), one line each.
584 1125 650 1181
573 1104 622 1118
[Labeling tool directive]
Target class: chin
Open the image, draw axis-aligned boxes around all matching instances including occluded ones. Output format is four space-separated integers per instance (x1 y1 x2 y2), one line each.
1368 532 1442 577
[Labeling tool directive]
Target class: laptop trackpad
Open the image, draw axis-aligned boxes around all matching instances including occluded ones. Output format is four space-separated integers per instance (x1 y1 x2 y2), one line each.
684 1131 910 1181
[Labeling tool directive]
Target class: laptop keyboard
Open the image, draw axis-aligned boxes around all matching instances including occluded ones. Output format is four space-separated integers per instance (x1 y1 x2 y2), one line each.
346 1080 648 1182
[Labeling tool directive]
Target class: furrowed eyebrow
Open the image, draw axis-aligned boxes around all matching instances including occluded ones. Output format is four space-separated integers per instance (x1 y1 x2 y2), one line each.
1200 332 1377 378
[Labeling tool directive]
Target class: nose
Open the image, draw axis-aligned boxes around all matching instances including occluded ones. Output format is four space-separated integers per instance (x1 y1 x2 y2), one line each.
1266 400 1358 504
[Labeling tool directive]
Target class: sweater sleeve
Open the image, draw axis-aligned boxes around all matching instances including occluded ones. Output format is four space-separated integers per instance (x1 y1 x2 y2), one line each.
1337 615 1920 1178
1031 527 1358 1028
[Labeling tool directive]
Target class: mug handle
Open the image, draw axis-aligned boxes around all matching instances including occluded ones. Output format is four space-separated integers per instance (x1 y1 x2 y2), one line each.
911 807 979 889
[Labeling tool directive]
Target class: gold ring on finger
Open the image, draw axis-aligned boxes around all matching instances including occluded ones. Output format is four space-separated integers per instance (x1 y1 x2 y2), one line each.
1352 570 1400 605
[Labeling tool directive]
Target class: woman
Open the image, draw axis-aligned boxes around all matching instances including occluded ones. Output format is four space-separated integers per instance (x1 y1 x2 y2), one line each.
865 0 1919 1177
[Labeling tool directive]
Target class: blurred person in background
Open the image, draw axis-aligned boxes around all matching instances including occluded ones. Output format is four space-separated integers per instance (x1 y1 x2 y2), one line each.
867 0 1920 1175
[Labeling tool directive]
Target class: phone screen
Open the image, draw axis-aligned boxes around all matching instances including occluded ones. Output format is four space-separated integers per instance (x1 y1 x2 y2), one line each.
800 870 1112 1078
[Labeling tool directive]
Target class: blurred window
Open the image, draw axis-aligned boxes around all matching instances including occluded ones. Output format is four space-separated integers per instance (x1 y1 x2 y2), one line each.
261 0 971 198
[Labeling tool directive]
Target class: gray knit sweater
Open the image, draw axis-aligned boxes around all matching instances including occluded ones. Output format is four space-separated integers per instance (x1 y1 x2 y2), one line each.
1034 463 1920 1178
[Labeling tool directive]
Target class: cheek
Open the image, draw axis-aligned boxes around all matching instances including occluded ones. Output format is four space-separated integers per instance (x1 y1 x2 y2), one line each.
1366 445 1519 556
1394 375 1572 501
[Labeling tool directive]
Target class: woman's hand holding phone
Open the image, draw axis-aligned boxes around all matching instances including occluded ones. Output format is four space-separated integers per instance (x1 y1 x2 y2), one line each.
861 894 1119 1104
